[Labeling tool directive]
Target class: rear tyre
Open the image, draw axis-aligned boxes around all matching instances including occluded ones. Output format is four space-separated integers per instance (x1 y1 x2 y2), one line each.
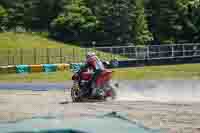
105 85 117 101
110 86 117 100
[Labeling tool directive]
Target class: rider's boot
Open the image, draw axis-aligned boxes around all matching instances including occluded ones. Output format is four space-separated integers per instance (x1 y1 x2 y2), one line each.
91 84 105 98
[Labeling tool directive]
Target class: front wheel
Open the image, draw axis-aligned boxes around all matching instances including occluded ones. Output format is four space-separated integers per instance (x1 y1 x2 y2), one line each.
71 85 82 102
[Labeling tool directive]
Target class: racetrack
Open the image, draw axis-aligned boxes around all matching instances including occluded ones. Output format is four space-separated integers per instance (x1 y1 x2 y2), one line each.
0 80 200 132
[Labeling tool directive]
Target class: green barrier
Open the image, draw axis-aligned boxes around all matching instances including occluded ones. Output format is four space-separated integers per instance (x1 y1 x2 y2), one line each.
43 64 57 72
16 65 30 73
70 63 85 73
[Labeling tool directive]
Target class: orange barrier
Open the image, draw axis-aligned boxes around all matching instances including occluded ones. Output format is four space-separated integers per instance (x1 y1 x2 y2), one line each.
30 65 43 73
57 64 70 71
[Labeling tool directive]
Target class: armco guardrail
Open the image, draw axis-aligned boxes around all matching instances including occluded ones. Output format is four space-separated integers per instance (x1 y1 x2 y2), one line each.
1 56 200 74
0 61 111 74
96 43 200 60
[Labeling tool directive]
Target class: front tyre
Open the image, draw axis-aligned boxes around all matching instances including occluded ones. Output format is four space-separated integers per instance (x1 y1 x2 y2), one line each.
71 85 82 102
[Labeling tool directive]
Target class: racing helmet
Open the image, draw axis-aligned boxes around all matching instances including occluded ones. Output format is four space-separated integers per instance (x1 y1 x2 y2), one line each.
86 52 96 59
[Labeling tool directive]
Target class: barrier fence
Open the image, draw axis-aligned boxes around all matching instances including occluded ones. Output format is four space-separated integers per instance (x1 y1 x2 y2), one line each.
1 43 200 66
96 43 200 60
0 64 70 74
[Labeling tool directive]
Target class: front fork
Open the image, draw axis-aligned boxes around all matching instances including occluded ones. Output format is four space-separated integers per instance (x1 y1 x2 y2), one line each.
73 81 88 97
72 81 81 96
73 81 79 90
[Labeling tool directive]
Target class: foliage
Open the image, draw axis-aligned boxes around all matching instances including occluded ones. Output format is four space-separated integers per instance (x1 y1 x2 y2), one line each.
50 0 98 44
133 0 153 45
0 5 8 31
1 0 200 46
145 0 200 44
177 0 200 42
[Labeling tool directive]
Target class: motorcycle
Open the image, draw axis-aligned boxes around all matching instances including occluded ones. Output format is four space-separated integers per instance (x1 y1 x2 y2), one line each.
71 66 117 102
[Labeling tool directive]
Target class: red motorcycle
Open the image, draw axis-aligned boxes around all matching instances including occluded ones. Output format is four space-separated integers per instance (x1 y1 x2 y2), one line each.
71 67 117 102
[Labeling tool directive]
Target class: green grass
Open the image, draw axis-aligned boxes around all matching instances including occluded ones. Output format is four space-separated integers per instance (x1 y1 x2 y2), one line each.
113 64 200 80
0 32 69 48
0 71 73 83
1 64 200 82
0 32 127 65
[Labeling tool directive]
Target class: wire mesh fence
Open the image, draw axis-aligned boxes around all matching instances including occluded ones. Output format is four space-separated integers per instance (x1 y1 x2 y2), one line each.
0 43 200 66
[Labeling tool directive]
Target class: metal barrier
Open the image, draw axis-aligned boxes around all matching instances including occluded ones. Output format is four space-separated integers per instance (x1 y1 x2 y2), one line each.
96 43 200 60
0 43 200 66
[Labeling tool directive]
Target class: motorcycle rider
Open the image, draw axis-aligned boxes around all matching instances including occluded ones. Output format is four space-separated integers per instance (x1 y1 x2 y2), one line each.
82 52 105 97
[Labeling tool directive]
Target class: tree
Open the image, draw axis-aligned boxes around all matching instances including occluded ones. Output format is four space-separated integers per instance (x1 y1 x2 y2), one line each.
31 0 67 29
4 0 29 29
133 0 153 45
145 0 199 44
176 0 200 42
0 0 66 30
189 0 200 42
50 0 99 44
85 0 152 45
0 5 8 31
86 0 135 45
1 0 200 45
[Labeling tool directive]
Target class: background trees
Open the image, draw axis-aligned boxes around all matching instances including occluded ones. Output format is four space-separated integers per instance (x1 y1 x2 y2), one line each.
0 5 8 30
0 0 200 46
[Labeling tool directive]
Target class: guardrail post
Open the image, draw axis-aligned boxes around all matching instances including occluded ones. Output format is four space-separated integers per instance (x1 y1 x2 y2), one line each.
123 47 126 56
73 48 75 63
7 49 10 65
135 47 138 59
20 48 23 65
60 48 62 63
171 45 174 57
12 49 15 65
158 46 161 58
146 46 150 60
110 47 113 60
34 48 37 64
182 45 185 57
47 48 50 64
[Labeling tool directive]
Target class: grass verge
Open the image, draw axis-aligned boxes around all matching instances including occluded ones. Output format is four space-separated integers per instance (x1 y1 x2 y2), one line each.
0 64 200 82
0 32 127 65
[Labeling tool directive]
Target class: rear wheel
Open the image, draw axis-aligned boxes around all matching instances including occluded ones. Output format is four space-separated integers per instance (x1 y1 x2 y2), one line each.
106 83 117 100
109 86 117 100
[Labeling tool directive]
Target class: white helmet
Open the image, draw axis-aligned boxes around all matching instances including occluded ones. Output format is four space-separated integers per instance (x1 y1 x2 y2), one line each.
86 52 96 59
